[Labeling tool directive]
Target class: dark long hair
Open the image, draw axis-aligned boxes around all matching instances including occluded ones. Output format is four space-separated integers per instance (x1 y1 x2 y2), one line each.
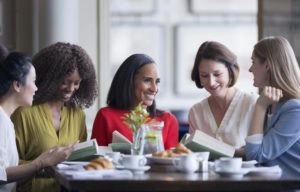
107 53 160 117
0 52 32 98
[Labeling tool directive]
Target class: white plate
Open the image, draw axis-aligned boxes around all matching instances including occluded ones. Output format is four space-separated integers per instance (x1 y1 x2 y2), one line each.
214 168 249 178
61 161 90 166
116 165 151 174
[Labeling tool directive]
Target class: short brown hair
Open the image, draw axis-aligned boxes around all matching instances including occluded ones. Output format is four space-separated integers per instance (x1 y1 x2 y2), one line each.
191 41 239 89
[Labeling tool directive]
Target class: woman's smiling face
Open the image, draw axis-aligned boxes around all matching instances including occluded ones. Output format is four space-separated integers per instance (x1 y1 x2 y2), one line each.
133 63 160 107
198 59 230 97
56 69 82 102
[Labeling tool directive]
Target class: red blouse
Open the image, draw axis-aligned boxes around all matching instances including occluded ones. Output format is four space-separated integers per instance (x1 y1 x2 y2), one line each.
91 107 179 150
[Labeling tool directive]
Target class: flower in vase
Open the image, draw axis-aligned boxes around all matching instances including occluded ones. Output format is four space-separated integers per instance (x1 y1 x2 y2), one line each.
121 102 152 135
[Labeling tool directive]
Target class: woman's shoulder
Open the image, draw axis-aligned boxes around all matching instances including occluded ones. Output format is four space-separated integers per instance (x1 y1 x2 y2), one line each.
13 104 44 115
159 110 175 118
97 106 128 116
189 99 208 112
279 99 300 111
238 89 258 100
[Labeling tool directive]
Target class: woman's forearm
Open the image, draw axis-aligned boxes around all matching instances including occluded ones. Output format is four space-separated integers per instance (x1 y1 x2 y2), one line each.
248 100 268 135
5 160 41 183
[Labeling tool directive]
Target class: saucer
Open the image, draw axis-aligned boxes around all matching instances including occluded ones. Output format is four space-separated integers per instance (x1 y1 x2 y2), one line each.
116 165 151 174
242 160 257 168
214 168 249 178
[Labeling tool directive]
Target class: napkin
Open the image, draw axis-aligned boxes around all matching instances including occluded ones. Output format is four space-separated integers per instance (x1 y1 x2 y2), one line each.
62 169 133 180
247 165 282 176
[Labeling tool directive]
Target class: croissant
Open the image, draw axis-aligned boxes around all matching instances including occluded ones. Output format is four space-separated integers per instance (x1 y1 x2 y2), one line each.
84 157 114 170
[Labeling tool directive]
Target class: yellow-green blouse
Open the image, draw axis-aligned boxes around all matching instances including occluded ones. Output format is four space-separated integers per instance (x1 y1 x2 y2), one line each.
11 103 87 192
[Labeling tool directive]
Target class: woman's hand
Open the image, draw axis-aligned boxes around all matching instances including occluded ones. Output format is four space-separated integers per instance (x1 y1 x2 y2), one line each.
33 142 77 169
257 86 283 108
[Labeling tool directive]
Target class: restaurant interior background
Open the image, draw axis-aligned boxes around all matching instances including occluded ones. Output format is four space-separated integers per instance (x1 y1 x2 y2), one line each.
1 0 300 138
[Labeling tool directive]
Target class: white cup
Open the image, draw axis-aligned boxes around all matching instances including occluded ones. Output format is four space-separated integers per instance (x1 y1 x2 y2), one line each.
172 153 201 173
214 157 242 172
120 155 147 168
105 151 121 164
195 152 210 161
195 152 210 172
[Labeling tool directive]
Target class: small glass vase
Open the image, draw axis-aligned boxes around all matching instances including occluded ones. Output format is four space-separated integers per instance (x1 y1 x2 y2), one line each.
131 122 164 155
131 127 144 155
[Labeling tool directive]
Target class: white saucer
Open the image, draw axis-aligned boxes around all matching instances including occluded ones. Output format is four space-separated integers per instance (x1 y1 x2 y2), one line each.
116 165 151 174
242 160 257 168
214 168 249 178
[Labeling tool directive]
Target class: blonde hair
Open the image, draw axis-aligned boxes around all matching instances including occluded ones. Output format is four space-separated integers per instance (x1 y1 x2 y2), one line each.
253 36 300 100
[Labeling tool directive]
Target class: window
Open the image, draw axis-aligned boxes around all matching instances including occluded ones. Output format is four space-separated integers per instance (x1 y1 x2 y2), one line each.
109 0 258 110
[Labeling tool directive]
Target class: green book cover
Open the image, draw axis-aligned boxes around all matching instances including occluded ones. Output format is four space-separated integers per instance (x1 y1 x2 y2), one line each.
183 130 235 159
67 139 99 161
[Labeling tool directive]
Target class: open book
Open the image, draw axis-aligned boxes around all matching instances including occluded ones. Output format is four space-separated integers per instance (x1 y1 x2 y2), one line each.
181 130 235 159
67 139 99 161
108 131 132 154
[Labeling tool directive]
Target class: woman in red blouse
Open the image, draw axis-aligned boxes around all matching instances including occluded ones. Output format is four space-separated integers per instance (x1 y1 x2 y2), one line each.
91 54 178 149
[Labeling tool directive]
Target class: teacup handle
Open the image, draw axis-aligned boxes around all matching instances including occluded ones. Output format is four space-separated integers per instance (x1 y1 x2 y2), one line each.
138 157 147 166
172 158 180 167
214 159 220 170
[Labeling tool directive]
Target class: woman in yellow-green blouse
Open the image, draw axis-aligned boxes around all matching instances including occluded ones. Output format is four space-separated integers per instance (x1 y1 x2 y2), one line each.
11 42 97 192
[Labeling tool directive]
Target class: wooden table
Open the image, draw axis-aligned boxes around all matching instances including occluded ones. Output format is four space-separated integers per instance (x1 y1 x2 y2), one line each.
54 165 300 192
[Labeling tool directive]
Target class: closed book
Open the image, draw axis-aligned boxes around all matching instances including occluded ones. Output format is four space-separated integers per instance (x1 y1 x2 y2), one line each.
67 139 99 161
108 131 132 154
183 130 235 159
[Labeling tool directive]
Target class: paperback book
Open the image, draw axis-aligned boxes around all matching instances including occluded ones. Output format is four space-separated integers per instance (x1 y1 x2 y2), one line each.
181 130 235 159
67 139 99 161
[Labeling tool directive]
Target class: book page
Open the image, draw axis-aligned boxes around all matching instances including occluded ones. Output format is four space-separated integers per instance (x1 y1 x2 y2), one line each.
74 139 98 151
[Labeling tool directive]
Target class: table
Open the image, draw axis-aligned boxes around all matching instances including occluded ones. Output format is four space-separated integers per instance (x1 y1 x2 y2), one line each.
53 165 300 192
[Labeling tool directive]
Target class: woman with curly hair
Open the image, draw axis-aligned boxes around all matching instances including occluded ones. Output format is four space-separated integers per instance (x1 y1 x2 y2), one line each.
11 42 97 192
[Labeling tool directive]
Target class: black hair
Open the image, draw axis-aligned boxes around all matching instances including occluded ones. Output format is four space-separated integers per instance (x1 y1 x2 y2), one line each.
0 52 32 98
32 42 97 108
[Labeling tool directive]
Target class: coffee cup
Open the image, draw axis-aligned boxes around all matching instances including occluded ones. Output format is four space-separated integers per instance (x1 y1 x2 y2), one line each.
214 157 242 172
120 155 147 168
172 153 201 173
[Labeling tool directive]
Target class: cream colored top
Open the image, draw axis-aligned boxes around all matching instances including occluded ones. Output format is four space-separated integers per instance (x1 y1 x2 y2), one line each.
188 89 258 148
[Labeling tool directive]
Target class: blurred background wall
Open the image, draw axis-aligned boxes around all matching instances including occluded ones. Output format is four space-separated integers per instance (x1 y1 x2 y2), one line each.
1 0 300 137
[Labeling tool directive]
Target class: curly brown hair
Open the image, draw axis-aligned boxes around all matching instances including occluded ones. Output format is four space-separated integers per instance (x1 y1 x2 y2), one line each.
32 42 97 108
